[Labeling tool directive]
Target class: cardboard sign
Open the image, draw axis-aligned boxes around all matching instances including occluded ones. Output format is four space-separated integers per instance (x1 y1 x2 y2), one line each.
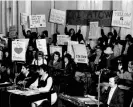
29 15 46 28
89 22 100 39
67 41 78 58
50 45 62 57
20 13 28 25
57 35 70 45
112 11 132 28
66 10 113 26
15 39 29 50
36 39 47 55
9 26 17 38
12 41 26 61
73 44 88 63
49 9 66 25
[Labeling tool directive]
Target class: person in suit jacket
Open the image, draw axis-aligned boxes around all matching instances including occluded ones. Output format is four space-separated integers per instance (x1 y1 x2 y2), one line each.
101 75 124 107
16 63 38 88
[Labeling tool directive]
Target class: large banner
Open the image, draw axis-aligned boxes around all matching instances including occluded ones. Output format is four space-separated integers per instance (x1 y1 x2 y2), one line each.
50 45 62 57
36 39 47 55
49 9 66 25
57 35 70 45
112 11 132 28
12 41 26 61
9 26 17 38
73 44 88 64
20 13 28 25
29 15 46 28
66 10 113 26
89 22 100 39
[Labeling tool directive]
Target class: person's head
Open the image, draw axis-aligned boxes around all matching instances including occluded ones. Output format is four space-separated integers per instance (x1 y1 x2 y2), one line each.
5 51 9 57
125 34 132 42
97 37 103 45
69 28 75 36
53 51 60 62
128 38 133 45
108 32 113 39
36 51 44 60
109 76 119 88
128 61 133 73
36 65 48 76
27 30 31 36
95 47 102 56
64 53 72 64
41 30 48 38
21 64 29 74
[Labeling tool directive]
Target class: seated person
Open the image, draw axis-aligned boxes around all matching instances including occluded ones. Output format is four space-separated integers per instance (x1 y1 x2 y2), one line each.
0 66 13 83
32 51 47 66
100 75 124 107
16 63 38 88
29 65 57 107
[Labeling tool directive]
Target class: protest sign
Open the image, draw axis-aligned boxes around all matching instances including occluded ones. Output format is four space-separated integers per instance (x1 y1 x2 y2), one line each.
49 9 66 25
20 13 28 25
57 35 70 45
50 45 62 57
12 41 26 61
9 26 17 38
66 10 113 26
67 41 78 59
73 44 88 63
89 22 100 39
29 15 46 28
36 39 47 55
15 39 29 50
112 11 132 28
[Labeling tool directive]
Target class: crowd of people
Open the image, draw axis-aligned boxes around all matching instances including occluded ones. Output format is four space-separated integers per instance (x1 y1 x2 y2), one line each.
0 24 133 107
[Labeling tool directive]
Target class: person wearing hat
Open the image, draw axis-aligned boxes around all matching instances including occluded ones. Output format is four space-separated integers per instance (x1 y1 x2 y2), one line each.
104 47 116 70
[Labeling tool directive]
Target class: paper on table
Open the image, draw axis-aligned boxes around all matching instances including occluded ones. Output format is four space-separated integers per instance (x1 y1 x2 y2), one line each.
8 90 24 94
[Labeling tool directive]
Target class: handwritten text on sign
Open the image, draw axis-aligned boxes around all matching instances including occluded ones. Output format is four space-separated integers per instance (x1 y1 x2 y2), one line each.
49 9 66 25
89 22 100 39
29 15 46 28
9 26 17 38
20 13 28 25
57 35 70 45
112 11 132 28
36 39 47 55
73 44 88 63
12 41 26 61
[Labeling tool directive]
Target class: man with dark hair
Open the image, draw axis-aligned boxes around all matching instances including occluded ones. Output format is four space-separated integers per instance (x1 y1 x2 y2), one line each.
101 75 124 107
16 64 38 88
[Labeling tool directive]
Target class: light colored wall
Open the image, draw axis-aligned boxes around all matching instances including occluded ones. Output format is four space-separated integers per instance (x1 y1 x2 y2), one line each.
55 1 77 35
31 1 51 37
0 1 2 33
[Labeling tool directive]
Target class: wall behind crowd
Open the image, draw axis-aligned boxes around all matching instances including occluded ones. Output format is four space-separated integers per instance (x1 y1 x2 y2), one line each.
0 0 133 40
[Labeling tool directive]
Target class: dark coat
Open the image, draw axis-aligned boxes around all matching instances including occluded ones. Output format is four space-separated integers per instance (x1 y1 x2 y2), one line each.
101 86 124 107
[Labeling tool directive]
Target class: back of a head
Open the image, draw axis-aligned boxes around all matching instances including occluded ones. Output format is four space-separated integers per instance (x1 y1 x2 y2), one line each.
126 34 132 40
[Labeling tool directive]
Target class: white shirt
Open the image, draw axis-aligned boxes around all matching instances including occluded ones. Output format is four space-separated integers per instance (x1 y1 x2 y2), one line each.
107 86 117 105
32 58 47 65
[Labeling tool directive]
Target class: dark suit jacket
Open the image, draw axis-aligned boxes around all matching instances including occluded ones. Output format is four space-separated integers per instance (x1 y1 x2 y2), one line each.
16 72 38 88
101 86 124 107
